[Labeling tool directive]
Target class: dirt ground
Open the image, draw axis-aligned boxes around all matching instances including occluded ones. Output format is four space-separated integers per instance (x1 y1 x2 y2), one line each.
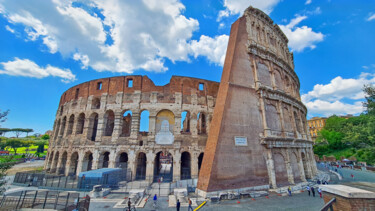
6 160 45 175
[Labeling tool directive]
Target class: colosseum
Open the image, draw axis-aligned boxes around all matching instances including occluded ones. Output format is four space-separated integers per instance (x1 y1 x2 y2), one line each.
45 6 317 193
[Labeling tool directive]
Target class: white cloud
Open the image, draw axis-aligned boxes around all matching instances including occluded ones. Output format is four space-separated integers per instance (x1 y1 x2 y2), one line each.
302 73 375 116
0 58 76 83
5 25 14 33
367 14 375 21
305 0 312 5
218 0 281 21
0 0 228 73
190 35 229 66
279 16 324 52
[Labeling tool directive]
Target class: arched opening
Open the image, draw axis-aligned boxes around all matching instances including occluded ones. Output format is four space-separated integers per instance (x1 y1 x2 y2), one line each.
301 152 310 179
59 151 68 175
51 151 59 173
60 117 67 137
116 152 128 169
181 111 190 134
273 153 289 187
294 111 302 134
104 110 115 136
198 153 204 175
82 151 93 172
87 113 99 141
181 152 191 180
121 110 132 137
100 151 110 168
76 113 85 134
153 151 173 182
136 152 147 180
91 97 101 109
54 120 60 139
67 114 75 136
47 151 54 171
197 112 206 134
290 152 301 183
155 110 175 145
139 110 149 135
68 152 79 176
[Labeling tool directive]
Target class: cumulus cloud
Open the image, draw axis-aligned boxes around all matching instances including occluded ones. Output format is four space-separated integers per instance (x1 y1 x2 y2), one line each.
302 73 375 116
0 0 228 73
305 0 312 5
5 25 14 33
218 0 281 20
190 35 229 66
367 14 375 21
0 58 76 83
279 16 324 52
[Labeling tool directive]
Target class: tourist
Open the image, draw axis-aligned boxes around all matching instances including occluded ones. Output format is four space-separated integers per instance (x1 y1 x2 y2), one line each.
176 199 181 211
318 187 322 198
311 186 315 197
188 198 193 211
128 198 131 211
153 194 157 207
306 185 310 196
317 179 321 184
287 186 292 196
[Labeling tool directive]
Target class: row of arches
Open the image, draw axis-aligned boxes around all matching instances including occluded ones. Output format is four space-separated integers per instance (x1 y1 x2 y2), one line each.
46 150 204 182
54 109 209 141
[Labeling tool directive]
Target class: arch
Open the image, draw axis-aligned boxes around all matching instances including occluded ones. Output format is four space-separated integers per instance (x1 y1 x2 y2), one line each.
116 152 128 169
60 116 67 136
67 114 75 136
81 151 93 172
156 109 175 134
99 151 110 168
301 152 310 179
121 110 132 137
283 106 294 133
87 113 99 141
181 111 190 134
51 151 60 173
197 112 206 134
104 110 115 136
68 152 79 176
198 153 204 175
290 152 301 183
273 152 289 187
54 120 61 139
294 111 302 134
181 151 191 180
139 110 150 133
59 151 68 175
76 113 85 134
265 103 281 132
285 75 291 94
91 97 101 109
135 152 147 180
154 151 173 182
47 151 54 171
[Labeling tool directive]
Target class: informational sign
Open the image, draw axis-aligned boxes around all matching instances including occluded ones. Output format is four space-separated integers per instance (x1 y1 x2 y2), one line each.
234 136 247 146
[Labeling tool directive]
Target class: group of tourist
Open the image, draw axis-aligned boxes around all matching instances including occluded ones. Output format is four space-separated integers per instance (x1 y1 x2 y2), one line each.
306 185 322 198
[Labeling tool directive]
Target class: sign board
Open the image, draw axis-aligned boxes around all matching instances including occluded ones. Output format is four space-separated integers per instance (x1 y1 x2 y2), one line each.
234 136 247 146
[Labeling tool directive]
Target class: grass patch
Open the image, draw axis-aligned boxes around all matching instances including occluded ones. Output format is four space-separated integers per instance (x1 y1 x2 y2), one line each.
5 145 48 154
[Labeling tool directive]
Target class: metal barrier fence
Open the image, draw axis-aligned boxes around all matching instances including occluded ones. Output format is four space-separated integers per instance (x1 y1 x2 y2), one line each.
0 190 89 211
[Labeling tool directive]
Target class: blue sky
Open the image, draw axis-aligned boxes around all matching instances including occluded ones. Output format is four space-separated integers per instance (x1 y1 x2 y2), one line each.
0 0 374 135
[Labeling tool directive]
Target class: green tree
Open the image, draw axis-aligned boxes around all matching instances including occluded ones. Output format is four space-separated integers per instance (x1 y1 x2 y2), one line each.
35 140 47 154
41 134 50 140
5 138 24 155
22 140 35 154
0 137 7 150
0 128 11 137
0 156 15 194
24 129 34 137
363 84 375 115
0 109 9 127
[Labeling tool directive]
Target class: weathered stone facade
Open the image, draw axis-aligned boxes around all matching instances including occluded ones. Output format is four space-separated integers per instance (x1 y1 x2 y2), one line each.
196 7 317 195
45 75 219 182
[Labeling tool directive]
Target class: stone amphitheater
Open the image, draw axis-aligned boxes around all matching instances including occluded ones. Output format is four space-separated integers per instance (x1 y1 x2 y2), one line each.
45 7 317 192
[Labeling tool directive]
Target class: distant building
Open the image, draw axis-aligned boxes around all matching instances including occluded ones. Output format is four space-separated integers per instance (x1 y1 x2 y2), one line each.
308 117 327 141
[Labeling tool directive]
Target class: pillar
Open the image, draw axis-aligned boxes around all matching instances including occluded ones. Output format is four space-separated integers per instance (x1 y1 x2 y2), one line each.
130 112 140 138
50 152 58 173
190 114 198 137
92 149 100 170
112 112 122 142
65 155 71 176
76 152 84 176
56 154 63 175
191 153 199 178
285 149 295 184
173 152 181 182
266 148 277 189
297 149 307 182
109 149 116 168
148 116 156 136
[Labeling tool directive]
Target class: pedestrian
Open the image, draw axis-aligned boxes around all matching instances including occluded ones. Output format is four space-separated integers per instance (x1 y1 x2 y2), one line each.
128 198 131 211
153 194 157 208
317 179 321 184
351 174 354 180
306 185 310 196
188 198 193 211
318 187 322 198
176 199 181 211
287 186 292 196
311 186 315 197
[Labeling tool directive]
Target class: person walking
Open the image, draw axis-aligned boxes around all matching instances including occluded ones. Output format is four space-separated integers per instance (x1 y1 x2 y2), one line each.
318 187 322 198
153 194 158 208
287 186 292 196
188 198 193 211
127 198 131 211
176 199 181 211
306 185 311 196
311 186 315 197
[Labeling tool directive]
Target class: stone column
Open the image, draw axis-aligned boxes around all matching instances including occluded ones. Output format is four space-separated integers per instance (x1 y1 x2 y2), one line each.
266 148 277 189
259 96 270 137
277 101 286 137
76 152 84 176
130 112 140 138
56 155 63 175
92 149 100 170
173 151 181 182
44 152 50 170
303 149 313 179
146 151 154 182
64 155 71 176
82 117 90 141
50 153 58 173
148 116 156 137
285 149 295 184
109 149 116 168
174 115 182 134
191 152 199 178
128 151 136 181
112 111 122 142
297 149 307 182
308 148 318 175
191 114 198 137
290 106 298 138
95 113 105 139
206 113 212 135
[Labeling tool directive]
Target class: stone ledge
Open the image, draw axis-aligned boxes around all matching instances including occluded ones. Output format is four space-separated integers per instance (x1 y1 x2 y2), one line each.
320 185 375 199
